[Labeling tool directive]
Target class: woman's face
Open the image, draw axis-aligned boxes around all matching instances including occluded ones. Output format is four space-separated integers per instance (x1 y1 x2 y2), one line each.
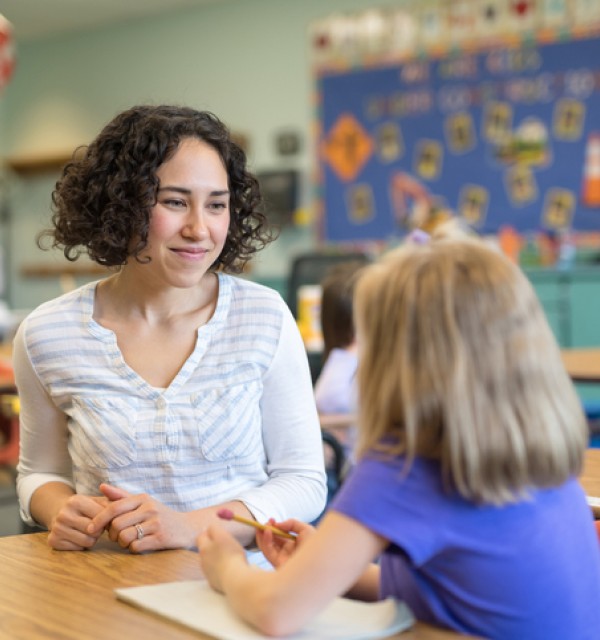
139 137 230 288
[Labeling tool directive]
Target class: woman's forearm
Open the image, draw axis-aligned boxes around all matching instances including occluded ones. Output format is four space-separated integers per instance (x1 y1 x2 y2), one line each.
30 481 76 529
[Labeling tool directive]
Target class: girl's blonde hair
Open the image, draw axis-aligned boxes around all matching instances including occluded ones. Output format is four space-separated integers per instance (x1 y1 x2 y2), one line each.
354 236 587 505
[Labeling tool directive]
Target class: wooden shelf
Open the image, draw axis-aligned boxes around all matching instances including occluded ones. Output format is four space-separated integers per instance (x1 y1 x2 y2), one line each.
4 148 85 176
21 263 109 278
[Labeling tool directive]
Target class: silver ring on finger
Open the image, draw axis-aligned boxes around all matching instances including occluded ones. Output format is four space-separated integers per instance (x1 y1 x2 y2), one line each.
135 523 145 540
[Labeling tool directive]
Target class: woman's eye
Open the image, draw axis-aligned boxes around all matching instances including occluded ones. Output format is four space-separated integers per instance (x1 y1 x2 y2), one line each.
209 202 228 212
164 199 186 208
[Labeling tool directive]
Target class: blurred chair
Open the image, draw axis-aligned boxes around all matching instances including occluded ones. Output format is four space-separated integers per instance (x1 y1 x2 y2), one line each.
287 251 370 383
286 251 371 319
0 344 18 473
0 393 20 475
584 400 600 448
312 429 348 525
320 413 354 498
321 430 347 501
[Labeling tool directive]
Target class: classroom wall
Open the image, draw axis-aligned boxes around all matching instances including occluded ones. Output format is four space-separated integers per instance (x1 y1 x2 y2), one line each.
0 0 410 311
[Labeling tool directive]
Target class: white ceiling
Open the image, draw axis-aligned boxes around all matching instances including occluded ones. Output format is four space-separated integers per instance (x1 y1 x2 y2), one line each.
0 0 228 41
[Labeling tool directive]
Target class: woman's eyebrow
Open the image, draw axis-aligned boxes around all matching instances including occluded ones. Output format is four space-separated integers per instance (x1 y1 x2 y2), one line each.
158 186 230 197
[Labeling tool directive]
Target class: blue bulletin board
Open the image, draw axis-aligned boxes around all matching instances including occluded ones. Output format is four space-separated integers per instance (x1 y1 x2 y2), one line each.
318 32 600 242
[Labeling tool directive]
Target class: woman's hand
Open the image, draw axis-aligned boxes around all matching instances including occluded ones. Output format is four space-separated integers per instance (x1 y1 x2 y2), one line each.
197 524 247 593
86 483 194 552
47 493 109 551
256 518 315 568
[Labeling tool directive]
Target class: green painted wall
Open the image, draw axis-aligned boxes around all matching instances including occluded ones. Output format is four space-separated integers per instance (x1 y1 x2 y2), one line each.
526 267 600 347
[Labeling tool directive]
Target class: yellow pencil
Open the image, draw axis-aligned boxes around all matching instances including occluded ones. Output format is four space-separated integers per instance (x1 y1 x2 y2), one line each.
217 509 296 540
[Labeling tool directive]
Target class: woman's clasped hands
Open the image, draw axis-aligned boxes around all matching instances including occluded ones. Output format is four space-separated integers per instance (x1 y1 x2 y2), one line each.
81 483 194 552
46 491 111 552
50 482 192 552
46 482 193 553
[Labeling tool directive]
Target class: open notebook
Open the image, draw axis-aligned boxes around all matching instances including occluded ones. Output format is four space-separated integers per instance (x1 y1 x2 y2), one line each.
115 579 414 640
587 495 600 509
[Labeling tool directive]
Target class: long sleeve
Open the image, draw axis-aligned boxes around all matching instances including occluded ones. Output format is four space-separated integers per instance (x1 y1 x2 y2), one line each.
236 305 327 523
13 320 74 526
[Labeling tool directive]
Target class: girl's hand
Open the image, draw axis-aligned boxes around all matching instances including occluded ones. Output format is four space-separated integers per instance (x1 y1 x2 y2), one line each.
48 494 109 551
256 518 315 568
197 524 247 593
86 483 194 552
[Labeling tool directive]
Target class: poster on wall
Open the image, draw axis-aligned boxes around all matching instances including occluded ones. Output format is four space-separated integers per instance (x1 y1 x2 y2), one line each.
317 31 600 242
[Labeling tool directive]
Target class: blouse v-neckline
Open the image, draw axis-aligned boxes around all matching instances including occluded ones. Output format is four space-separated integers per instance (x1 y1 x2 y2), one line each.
83 273 231 398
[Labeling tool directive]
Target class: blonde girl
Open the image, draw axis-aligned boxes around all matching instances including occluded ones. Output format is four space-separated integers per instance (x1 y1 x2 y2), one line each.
198 236 600 639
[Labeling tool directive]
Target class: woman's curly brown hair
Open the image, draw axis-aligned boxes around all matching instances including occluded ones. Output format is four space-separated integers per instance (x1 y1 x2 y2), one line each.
38 104 274 273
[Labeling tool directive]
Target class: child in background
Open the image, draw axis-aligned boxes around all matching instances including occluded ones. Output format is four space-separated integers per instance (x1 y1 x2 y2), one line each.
198 236 600 639
314 260 366 462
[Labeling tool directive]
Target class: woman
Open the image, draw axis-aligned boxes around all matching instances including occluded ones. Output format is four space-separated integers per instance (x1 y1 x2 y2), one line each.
15 104 326 552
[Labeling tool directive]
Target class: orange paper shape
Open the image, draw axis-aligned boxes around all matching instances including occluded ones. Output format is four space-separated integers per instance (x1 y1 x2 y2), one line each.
321 113 374 182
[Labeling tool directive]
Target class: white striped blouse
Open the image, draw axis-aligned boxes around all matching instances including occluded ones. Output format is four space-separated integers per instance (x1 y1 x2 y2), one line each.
15 273 327 527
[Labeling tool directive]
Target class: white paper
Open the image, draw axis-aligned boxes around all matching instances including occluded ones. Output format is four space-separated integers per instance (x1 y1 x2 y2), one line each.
115 579 414 640
587 495 600 508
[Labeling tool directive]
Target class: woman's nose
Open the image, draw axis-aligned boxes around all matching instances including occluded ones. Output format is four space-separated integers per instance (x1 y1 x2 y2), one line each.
183 210 209 238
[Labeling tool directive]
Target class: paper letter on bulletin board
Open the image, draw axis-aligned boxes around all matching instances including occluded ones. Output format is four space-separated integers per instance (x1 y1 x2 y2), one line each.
318 33 600 242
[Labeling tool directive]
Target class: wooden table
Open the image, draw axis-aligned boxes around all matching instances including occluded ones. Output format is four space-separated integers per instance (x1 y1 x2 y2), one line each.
319 412 356 430
561 348 600 383
0 533 474 640
582 448 600 518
